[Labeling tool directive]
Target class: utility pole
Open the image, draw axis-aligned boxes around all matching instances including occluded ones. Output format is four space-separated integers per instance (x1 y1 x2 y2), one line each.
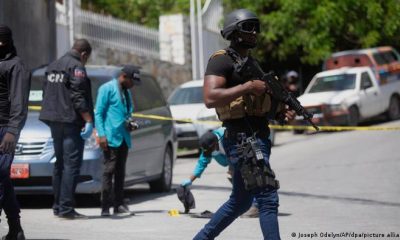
68 0 74 48
190 0 198 80
196 0 204 79
190 0 206 80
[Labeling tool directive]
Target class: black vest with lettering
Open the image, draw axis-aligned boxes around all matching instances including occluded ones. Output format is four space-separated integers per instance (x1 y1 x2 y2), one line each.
39 51 92 126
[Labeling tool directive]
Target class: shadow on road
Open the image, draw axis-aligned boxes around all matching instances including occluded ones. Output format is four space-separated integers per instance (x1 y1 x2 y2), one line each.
280 191 400 208
16 186 176 209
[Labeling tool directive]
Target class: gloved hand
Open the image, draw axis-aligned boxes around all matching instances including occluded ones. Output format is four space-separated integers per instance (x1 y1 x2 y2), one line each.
181 179 192 187
0 132 16 153
81 122 94 140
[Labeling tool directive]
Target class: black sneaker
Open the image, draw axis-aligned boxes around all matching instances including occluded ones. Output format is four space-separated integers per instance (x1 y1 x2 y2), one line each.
114 204 131 215
52 205 59 216
101 208 111 217
1 230 26 240
59 210 88 220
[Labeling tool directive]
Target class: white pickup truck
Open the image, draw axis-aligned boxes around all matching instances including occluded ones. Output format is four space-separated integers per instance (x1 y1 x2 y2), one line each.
294 66 400 128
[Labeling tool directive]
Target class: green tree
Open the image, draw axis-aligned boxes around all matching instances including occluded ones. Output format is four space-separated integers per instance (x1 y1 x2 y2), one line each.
225 0 400 65
82 0 400 82
81 0 205 29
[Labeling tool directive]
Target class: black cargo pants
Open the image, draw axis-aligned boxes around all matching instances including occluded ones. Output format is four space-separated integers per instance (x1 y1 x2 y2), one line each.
101 141 128 209
0 127 21 221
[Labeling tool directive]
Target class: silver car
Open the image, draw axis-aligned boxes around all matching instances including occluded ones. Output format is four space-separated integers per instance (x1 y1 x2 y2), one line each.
11 65 177 194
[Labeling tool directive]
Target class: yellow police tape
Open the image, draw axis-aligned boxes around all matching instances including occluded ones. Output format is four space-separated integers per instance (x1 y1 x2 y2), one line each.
28 106 400 131
132 113 400 131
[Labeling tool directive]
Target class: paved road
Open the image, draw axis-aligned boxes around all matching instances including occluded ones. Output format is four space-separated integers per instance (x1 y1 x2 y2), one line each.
1 120 399 240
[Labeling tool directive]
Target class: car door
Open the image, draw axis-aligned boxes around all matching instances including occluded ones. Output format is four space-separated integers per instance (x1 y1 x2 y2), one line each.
124 74 166 181
358 71 381 117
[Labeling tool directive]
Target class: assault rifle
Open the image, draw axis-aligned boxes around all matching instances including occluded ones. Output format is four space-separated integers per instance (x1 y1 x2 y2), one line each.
238 58 319 131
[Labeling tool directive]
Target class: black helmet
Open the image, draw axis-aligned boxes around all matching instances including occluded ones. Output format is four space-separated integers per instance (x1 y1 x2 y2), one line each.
221 9 260 40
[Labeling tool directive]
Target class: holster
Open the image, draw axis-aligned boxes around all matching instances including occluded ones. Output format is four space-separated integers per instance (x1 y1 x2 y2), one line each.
236 134 280 191
240 160 280 191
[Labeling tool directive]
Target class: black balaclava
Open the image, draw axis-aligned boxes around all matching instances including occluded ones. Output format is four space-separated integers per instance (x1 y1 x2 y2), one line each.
0 24 14 58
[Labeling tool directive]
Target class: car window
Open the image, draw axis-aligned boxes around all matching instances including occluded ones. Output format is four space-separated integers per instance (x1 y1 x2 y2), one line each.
308 74 356 93
29 69 165 113
168 86 203 105
373 53 386 65
360 72 373 89
90 76 112 103
372 51 399 65
382 51 398 63
131 75 166 112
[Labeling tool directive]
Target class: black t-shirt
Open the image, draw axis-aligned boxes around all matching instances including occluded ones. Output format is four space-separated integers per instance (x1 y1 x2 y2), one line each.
205 54 243 88
205 52 269 135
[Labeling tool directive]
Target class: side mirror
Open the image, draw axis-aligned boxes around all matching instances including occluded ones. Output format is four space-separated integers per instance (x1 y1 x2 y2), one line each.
361 80 372 90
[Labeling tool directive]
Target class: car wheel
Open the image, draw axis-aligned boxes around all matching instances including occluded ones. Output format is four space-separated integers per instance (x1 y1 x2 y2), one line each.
149 147 173 193
347 106 359 126
387 95 400 120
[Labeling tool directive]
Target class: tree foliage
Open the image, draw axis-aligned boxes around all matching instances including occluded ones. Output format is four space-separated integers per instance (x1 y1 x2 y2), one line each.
81 0 206 29
225 0 400 65
82 0 400 68
82 0 189 28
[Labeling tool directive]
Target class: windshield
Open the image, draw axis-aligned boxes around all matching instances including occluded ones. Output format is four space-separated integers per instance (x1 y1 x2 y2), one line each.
308 74 356 93
168 86 203 105
29 75 45 107
29 74 110 109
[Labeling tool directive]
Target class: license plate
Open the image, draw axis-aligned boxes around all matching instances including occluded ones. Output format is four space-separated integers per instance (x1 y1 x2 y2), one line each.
10 164 29 179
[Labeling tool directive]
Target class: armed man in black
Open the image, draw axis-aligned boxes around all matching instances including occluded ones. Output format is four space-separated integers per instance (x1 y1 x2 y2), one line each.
39 39 94 219
193 10 295 240
0 25 30 240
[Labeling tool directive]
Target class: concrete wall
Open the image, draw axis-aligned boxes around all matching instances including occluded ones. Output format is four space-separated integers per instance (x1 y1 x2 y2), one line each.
159 14 191 65
55 1 71 58
88 41 191 98
0 0 56 69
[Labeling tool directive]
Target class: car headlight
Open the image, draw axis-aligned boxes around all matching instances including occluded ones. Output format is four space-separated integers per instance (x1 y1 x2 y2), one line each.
325 104 344 112
43 138 54 154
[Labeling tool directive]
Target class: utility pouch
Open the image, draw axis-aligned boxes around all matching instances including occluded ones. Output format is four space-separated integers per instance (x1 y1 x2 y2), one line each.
236 134 280 191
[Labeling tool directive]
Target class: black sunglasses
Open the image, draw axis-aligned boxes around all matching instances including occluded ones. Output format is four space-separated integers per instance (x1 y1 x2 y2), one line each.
237 21 260 33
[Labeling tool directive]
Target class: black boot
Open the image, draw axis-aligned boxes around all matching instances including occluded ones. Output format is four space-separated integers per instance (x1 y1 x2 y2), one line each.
1 218 25 240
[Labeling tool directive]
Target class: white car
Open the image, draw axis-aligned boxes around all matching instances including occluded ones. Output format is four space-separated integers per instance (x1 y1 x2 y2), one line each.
168 80 277 148
168 80 220 149
294 66 400 129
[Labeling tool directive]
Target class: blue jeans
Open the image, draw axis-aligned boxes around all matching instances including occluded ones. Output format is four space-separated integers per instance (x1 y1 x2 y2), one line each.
194 134 280 240
0 127 21 220
49 122 84 216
